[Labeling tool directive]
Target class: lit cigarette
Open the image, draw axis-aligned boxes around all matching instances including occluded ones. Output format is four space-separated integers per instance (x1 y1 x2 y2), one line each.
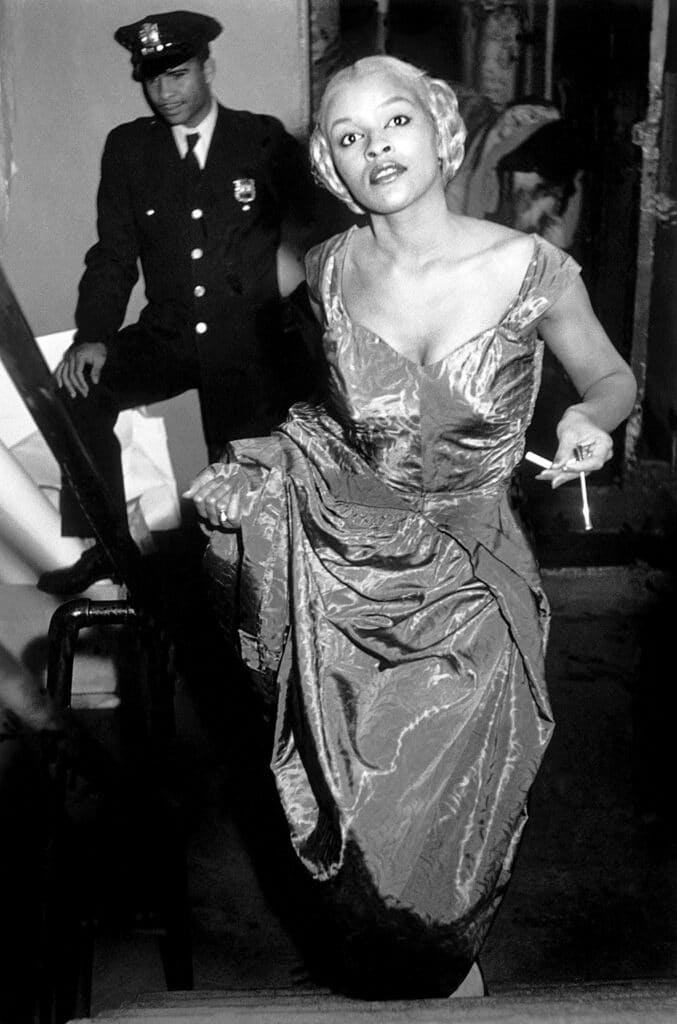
579 471 593 531
525 451 552 469
525 451 593 532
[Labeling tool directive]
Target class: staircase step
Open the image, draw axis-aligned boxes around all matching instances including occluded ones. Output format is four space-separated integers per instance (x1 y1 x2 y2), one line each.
70 979 677 1024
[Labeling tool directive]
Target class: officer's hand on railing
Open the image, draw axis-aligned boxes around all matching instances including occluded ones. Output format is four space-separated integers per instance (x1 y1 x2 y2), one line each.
55 342 108 398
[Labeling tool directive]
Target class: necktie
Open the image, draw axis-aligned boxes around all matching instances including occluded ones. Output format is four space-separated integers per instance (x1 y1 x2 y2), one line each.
184 132 201 190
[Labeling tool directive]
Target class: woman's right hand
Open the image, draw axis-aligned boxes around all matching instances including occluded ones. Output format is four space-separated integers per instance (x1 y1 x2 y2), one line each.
183 463 247 529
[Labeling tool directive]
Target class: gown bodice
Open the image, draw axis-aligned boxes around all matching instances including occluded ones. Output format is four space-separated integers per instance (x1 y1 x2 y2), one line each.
306 226 580 506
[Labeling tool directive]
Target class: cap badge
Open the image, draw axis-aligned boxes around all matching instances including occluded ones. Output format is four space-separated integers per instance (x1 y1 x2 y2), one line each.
139 22 166 55
232 178 256 212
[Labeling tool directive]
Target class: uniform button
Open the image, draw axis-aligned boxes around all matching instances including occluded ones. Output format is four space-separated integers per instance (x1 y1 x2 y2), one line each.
145 208 155 216
193 284 206 298
195 322 208 335
191 208 203 219
191 248 203 260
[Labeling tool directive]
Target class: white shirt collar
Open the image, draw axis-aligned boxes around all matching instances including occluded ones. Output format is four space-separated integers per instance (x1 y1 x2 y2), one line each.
172 98 218 169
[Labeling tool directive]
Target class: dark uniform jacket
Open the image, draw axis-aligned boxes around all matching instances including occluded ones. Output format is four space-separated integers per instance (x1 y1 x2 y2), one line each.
75 103 315 442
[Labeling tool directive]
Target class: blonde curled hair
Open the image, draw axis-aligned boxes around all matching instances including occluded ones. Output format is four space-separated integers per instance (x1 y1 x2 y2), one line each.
309 55 466 215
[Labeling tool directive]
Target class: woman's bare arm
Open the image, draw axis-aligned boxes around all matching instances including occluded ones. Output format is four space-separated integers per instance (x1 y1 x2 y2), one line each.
536 276 636 487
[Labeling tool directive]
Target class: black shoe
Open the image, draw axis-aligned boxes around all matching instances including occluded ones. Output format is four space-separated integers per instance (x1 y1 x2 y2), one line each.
37 544 118 596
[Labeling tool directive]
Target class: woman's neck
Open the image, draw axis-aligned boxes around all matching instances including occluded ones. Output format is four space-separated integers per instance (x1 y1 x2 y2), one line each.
366 192 462 268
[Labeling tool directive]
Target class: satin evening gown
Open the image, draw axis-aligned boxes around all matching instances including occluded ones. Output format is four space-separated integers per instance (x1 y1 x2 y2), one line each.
205 228 581 997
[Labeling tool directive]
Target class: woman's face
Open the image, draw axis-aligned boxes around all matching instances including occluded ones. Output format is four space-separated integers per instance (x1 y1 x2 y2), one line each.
323 68 441 215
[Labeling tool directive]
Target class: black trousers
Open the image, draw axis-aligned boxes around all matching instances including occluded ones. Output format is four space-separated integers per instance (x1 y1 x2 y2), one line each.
59 323 284 538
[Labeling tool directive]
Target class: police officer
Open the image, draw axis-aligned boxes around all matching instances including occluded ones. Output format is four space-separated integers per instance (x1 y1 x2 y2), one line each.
39 10 318 595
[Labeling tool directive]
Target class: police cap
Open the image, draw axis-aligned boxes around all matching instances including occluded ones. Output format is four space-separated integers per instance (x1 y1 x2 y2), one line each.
115 10 222 81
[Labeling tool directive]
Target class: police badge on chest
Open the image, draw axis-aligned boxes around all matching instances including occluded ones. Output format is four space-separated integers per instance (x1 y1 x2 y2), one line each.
232 178 256 212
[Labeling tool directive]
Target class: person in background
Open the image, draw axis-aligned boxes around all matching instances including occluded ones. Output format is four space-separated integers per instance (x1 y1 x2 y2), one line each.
484 116 585 250
446 97 584 251
39 10 318 596
186 56 635 998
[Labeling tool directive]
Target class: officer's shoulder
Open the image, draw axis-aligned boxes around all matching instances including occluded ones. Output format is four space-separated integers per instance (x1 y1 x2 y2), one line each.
219 105 288 141
106 116 161 146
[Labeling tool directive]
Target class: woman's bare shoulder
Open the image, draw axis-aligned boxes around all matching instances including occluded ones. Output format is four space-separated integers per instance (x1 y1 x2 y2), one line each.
457 215 532 258
451 217 535 283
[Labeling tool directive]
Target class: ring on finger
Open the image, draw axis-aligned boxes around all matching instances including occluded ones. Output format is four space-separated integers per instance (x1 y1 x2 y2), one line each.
218 508 229 525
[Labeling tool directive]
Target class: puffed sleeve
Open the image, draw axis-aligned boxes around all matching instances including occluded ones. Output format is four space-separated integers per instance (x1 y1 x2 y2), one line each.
303 241 325 307
505 235 582 333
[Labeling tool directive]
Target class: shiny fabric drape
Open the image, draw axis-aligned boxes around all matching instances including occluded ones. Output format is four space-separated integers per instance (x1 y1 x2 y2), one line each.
205 230 581 995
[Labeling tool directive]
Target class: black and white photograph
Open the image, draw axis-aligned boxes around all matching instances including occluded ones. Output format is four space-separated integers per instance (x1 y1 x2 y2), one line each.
0 3 675 1022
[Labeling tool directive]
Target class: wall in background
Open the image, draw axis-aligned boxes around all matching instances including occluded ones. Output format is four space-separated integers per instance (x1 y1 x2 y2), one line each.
0 0 309 488
1 0 309 336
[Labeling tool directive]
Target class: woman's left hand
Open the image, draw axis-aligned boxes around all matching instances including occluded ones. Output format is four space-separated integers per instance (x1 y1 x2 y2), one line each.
536 409 613 488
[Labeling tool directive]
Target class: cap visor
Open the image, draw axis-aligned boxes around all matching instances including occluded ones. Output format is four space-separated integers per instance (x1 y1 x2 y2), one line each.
135 47 196 81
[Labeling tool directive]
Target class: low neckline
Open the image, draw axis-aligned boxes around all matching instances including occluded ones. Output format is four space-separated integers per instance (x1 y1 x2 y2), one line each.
335 225 540 370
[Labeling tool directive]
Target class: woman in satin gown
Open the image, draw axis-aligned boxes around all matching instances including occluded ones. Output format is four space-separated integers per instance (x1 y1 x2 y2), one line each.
186 57 636 998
